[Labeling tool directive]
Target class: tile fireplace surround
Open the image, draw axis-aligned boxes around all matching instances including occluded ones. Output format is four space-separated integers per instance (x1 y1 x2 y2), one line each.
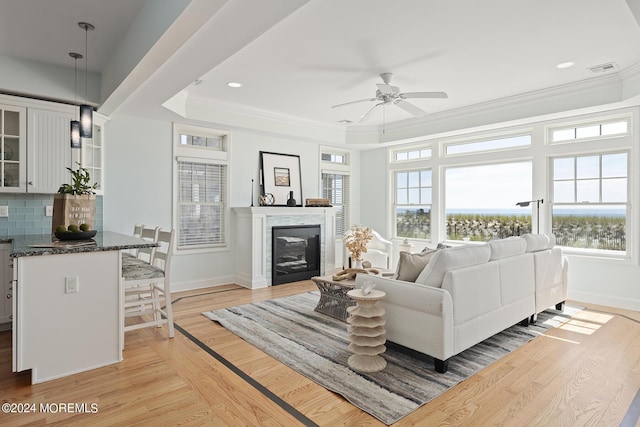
233 207 338 288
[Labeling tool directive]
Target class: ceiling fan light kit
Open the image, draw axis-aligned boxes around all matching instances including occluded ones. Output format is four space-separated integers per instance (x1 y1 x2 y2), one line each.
332 72 447 124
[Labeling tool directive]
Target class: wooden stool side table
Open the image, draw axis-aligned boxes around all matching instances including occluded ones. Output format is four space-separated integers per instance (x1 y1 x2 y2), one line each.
346 289 387 372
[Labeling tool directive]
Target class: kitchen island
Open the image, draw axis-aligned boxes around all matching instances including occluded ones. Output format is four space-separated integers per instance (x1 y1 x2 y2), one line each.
9 232 156 384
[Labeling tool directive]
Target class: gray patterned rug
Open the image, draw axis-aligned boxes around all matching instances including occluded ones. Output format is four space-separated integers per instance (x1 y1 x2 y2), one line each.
203 292 579 425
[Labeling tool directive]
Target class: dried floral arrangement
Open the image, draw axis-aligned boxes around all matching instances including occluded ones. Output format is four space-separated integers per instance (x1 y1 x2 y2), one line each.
343 225 373 261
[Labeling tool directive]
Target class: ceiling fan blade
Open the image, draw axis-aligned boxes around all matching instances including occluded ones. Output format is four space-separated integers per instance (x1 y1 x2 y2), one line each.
359 102 383 123
376 83 394 95
331 98 377 109
400 91 448 99
395 99 427 117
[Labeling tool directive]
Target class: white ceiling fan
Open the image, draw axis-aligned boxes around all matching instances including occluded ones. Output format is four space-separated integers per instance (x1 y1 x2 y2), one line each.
331 72 447 123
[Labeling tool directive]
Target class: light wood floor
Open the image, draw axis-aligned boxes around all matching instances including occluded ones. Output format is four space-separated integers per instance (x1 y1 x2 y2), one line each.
1 280 639 426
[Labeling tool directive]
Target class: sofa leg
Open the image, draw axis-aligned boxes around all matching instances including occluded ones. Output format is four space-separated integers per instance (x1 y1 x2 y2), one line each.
556 301 565 312
434 358 449 373
530 313 538 324
519 317 530 327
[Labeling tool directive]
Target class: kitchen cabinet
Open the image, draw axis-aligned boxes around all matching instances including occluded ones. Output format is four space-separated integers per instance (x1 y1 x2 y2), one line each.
10 232 156 384
81 116 106 194
0 94 106 195
0 104 27 192
27 107 75 193
0 243 12 326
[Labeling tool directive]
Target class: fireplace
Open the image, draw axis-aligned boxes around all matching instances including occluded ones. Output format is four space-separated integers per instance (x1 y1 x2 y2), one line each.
272 224 320 285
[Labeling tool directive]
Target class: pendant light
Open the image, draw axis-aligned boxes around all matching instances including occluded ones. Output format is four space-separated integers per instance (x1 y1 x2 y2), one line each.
78 22 94 138
69 52 83 148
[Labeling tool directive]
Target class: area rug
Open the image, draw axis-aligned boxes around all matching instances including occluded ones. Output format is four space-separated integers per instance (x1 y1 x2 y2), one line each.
202 292 579 425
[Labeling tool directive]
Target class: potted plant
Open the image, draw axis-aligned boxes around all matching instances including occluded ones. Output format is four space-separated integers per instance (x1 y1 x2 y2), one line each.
343 225 373 269
51 162 98 234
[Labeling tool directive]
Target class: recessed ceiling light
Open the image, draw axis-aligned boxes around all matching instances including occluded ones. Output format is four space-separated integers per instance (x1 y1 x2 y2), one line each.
338 119 352 124
227 82 242 88
193 79 203 85
556 61 574 69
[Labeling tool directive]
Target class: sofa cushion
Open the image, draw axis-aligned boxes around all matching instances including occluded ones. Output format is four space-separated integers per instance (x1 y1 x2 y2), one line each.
488 237 527 260
415 244 491 288
547 233 557 249
394 250 437 282
522 234 550 253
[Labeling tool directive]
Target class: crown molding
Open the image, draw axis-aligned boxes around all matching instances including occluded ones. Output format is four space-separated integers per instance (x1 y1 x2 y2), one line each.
165 65 640 148
355 73 627 144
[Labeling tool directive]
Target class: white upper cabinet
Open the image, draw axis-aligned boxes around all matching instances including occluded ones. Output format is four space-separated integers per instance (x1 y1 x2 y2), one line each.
0 95 105 195
0 104 27 192
27 107 74 193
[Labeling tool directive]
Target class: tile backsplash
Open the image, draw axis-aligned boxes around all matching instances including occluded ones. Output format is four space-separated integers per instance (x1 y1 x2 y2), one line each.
0 194 103 237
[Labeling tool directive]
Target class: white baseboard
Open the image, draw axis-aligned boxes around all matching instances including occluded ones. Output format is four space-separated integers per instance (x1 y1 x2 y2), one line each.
170 275 238 293
569 290 640 312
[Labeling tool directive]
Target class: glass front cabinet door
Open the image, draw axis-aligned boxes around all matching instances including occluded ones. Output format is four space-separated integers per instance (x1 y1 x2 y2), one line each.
0 104 27 192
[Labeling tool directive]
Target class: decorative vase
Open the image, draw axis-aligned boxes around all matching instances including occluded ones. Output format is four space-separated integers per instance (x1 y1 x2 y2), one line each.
287 190 296 207
352 259 363 269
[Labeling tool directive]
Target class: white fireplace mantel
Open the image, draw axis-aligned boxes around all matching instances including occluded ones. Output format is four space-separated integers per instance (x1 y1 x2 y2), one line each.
232 207 338 288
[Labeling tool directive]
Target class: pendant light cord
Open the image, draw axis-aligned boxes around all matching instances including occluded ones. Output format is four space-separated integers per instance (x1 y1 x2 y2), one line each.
84 25 88 105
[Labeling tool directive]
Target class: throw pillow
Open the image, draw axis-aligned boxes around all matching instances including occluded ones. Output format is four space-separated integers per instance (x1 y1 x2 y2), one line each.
394 250 437 282
522 234 550 253
488 237 527 260
415 244 491 288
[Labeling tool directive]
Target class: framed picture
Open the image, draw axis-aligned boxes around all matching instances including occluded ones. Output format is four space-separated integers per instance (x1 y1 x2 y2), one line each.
274 167 290 186
260 151 302 206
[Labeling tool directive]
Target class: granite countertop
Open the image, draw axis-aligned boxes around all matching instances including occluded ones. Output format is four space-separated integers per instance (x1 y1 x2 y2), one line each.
7 231 157 258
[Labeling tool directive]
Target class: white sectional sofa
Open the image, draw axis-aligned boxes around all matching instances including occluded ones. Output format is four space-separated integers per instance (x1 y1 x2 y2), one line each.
354 234 568 373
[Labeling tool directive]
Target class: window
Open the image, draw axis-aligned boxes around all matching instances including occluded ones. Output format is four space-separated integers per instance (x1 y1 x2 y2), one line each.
179 134 223 149
445 162 533 241
321 152 347 164
395 169 431 239
173 124 228 251
551 152 628 252
321 172 349 237
444 134 531 156
549 118 629 143
393 147 431 161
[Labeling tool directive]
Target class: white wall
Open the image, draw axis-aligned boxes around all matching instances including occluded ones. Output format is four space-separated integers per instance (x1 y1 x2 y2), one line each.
104 113 345 291
0 54 101 105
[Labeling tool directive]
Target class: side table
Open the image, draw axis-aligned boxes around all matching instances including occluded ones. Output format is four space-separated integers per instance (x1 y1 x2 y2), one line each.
346 289 387 372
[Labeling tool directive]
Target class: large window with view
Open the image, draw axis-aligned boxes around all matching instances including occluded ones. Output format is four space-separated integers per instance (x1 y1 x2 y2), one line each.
551 152 627 252
395 169 431 239
445 162 533 241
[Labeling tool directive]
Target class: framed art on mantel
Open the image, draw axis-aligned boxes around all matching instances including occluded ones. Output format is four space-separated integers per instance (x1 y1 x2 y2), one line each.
259 151 302 206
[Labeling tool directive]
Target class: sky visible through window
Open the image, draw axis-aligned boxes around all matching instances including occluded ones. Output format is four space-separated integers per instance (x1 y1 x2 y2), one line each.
445 162 533 212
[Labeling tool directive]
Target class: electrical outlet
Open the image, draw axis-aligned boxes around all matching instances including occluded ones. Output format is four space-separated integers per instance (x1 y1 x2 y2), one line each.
45 205 53 217
0 206 8 217
65 276 79 294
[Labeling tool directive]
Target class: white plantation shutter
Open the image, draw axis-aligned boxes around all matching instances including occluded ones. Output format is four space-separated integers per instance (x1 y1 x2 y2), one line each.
322 172 349 237
177 160 227 248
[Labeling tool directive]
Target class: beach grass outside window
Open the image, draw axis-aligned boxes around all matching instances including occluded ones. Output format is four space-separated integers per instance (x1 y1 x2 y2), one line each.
551 152 628 252
174 124 229 251
445 161 533 241
395 169 431 239
322 172 349 238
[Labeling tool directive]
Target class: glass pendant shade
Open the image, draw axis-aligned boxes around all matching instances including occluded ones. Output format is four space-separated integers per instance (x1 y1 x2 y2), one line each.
79 104 93 138
70 120 81 148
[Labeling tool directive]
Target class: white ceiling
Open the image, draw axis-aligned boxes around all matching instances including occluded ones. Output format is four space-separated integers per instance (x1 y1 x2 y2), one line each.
2 0 640 129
